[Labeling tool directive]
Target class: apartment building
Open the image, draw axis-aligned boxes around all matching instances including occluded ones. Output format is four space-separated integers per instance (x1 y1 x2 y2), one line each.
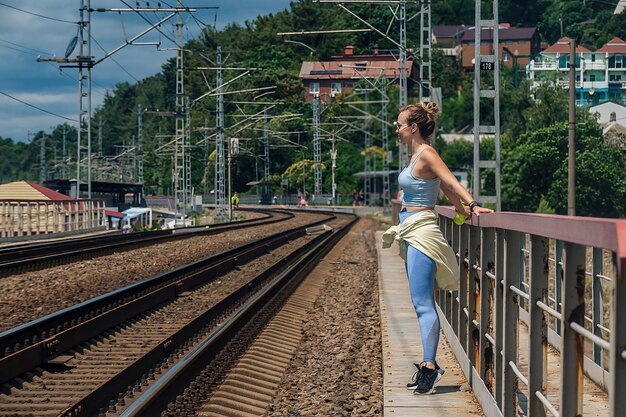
526 36 626 106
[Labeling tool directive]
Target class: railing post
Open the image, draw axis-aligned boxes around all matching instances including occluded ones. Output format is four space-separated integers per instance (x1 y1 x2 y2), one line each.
528 235 548 417
555 240 564 335
592 247 604 366
479 228 495 390
560 242 585 416
451 222 461 334
610 254 626 417
494 229 504 410
468 226 479 366
459 223 469 356
503 230 521 417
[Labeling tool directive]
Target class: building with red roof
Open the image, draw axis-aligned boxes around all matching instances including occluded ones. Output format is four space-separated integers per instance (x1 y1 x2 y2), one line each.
460 25 541 70
527 37 626 106
299 46 417 103
0 181 107 238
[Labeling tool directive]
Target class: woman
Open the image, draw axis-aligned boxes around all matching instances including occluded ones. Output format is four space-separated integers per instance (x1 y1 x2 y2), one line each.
383 102 493 395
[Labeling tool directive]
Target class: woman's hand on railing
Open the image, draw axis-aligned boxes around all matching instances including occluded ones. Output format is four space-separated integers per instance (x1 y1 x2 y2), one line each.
472 206 494 216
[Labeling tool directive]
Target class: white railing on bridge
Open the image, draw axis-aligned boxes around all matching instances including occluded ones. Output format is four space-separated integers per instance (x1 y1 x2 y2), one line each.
429 206 625 417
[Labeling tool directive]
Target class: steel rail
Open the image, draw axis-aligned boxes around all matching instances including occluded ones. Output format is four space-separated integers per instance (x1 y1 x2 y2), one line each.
0 208 289 276
0 212 334 385
119 214 357 417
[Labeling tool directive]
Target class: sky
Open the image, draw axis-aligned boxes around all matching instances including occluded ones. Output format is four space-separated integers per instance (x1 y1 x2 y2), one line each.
0 1 294 142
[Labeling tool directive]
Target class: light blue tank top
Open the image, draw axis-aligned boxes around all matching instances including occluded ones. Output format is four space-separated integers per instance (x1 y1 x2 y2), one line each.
398 152 440 207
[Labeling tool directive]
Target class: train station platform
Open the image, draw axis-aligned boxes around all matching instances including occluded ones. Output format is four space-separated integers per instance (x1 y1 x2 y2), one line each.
375 231 485 417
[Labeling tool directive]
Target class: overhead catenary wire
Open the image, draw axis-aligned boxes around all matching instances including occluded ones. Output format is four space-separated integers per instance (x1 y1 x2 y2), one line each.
0 90 78 123
0 1 77 24
90 34 139 82
0 38 52 56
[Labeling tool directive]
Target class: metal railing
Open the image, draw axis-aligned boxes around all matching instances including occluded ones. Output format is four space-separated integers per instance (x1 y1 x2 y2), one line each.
430 205 625 417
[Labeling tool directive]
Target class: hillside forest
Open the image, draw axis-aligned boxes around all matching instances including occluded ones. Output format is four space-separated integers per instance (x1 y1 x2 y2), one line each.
1 0 626 217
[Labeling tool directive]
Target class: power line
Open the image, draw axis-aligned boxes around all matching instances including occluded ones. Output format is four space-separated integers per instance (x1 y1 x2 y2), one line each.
0 2 77 24
0 90 78 122
90 34 139 82
118 0 179 45
0 38 52 56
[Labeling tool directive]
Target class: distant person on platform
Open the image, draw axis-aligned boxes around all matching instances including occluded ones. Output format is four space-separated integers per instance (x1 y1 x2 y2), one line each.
231 192 239 209
358 189 365 206
382 102 493 395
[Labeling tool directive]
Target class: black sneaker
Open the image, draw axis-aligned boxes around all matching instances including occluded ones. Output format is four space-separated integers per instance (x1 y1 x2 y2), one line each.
406 362 422 390
406 362 444 391
413 362 444 395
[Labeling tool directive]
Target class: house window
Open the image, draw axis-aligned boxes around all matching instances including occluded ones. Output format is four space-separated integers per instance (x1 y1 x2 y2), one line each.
591 54 596 62
590 74 596 82
331 82 342 95
609 55 624 68
505 40 513 45
309 82 320 95
503 51 510 62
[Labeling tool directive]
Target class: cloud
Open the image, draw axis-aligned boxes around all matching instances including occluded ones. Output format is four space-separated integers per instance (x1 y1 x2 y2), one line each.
0 0 293 141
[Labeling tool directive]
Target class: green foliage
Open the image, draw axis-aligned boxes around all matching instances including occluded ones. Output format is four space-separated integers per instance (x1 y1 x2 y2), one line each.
441 139 473 170
536 196 555 214
502 114 626 217
3 0 626 218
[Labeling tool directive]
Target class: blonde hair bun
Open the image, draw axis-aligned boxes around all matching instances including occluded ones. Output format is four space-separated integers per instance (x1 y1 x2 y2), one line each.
421 101 440 121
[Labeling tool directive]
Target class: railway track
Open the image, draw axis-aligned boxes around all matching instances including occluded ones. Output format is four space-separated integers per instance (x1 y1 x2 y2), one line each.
0 208 292 277
0 210 355 417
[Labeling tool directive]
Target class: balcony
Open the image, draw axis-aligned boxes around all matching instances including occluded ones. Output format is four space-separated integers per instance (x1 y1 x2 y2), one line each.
529 61 558 70
608 81 626 89
584 62 606 71
582 81 608 90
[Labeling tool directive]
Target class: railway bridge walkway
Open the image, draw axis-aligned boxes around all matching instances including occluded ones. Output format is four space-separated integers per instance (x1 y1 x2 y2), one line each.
375 202 624 417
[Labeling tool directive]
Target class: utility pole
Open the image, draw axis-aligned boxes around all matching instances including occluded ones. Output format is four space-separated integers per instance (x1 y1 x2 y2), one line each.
263 109 270 197
330 131 337 204
419 0 432 102
173 1 187 222
314 1 414 168
38 2 186 197
137 104 144 184
202 118 209 196
472 0 501 210
62 125 68 179
381 78 391 209
98 115 103 156
568 39 576 216
312 94 322 197
39 134 46 184
215 46 227 218
364 91 372 206
79 0 92 198
398 0 410 168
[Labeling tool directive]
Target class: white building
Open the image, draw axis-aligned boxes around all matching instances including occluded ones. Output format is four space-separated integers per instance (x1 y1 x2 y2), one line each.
527 36 626 106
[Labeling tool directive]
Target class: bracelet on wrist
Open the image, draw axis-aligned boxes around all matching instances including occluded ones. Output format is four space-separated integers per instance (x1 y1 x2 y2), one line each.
469 200 482 212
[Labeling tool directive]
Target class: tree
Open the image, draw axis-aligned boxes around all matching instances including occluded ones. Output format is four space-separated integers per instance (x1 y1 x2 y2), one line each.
501 115 626 217
440 139 473 170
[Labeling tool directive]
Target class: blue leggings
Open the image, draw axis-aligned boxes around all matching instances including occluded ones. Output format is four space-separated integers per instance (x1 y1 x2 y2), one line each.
399 210 440 363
